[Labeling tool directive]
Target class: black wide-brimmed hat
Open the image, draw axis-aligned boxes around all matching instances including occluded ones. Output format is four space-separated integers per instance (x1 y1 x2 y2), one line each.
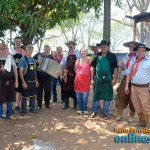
123 41 141 47
96 40 111 47
133 44 150 51
65 41 77 46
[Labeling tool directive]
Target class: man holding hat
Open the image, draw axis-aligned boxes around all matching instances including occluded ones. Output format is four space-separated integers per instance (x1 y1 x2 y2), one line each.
90 40 118 119
60 41 81 109
89 43 99 61
116 41 141 123
125 44 150 128
19 45 39 116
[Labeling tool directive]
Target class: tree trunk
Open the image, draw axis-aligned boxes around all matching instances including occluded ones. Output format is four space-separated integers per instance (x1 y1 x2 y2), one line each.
103 0 111 51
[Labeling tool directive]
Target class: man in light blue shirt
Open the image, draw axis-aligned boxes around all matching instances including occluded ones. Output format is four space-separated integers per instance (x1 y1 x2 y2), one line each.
116 41 140 123
60 41 81 110
60 41 81 66
125 44 150 128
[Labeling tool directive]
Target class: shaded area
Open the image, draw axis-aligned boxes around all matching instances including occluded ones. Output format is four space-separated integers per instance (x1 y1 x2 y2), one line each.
0 86 150 150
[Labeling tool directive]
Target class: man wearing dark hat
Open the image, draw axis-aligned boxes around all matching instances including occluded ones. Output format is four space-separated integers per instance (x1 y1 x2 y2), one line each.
125 44 150 128
60 41 81 109
90 40 118 119
116 41 141 123
89 43 99 61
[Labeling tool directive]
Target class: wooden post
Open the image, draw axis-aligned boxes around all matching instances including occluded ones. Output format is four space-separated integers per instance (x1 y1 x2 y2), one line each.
103 0 111 51
133 21 136 41
10 25 12 47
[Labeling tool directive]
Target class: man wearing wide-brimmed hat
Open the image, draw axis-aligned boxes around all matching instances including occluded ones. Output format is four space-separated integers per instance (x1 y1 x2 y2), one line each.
125 44 150 128
90 40 118 119
116 41 141 123
89 43 99 61
60 41 81 110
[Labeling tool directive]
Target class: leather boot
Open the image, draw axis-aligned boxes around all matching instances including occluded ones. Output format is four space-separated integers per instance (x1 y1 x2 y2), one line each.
128 110 135 123
73 98 77 110
137 112 146 126
116 109 124 121
146 114 150 129
62 98 69 110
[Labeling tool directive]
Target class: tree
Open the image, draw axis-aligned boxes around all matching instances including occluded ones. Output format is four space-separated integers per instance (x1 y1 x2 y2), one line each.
112 0 150 47
110 22 132 50
0 0 104 46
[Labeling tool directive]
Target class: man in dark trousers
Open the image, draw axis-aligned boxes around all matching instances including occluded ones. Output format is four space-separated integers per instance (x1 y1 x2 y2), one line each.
34 45 55 109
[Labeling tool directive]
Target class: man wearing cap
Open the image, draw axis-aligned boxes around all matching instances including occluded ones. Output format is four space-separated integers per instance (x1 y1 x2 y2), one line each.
60 41 81 109
116 41 141 123
33 45 55 109
89 43 99 61
90 40 118 119
125 44 150 128
19 45 39 116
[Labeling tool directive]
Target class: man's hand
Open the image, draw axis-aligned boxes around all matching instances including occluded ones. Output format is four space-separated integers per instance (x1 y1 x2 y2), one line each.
117 62 122 67
125 86 129 95
91 79 95 87
22 82 27 89
36 80 39 87
14 81 18 88
111 79 116 87
35 60 42 64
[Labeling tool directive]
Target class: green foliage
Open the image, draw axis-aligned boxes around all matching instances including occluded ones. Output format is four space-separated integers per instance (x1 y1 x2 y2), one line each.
0 0 122 45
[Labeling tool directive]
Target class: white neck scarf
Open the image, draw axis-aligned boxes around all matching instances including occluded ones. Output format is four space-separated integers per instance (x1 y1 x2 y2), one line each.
4 54 12 72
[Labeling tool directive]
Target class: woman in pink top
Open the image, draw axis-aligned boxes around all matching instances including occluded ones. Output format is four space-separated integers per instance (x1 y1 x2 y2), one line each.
74 48 90 115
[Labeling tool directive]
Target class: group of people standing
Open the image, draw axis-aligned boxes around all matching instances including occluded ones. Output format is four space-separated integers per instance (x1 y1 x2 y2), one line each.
0 37 150 129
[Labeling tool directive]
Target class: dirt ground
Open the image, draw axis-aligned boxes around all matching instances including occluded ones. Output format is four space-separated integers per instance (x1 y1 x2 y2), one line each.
0 85 150 150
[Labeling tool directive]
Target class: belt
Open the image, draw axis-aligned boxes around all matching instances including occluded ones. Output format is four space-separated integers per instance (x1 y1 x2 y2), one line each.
131 83 149 87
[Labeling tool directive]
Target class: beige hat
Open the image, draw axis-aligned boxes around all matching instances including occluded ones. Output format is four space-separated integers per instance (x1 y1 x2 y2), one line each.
65 41 77 46
123 41 141 47
89 43 98 50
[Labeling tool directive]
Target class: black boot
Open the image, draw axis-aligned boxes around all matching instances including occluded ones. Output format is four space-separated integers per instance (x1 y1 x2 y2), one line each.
73 98 77 110
62 98 69 110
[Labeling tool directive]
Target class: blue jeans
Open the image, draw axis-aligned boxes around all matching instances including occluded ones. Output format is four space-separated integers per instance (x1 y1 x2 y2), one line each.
52 77 64 102
0 102 13 119
76 91 89 111
92 100 110 114
21 97 35 114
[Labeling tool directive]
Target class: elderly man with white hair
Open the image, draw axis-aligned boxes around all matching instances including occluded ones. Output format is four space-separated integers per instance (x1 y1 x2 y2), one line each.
33 45 55 110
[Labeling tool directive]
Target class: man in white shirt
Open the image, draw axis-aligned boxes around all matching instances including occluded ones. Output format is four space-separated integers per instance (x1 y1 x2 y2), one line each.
116 41 140 123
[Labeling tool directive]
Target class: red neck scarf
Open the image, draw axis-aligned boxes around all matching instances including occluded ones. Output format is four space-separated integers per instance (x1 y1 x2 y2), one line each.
126 52 136 69
130 56 145 79
69 50 74 55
